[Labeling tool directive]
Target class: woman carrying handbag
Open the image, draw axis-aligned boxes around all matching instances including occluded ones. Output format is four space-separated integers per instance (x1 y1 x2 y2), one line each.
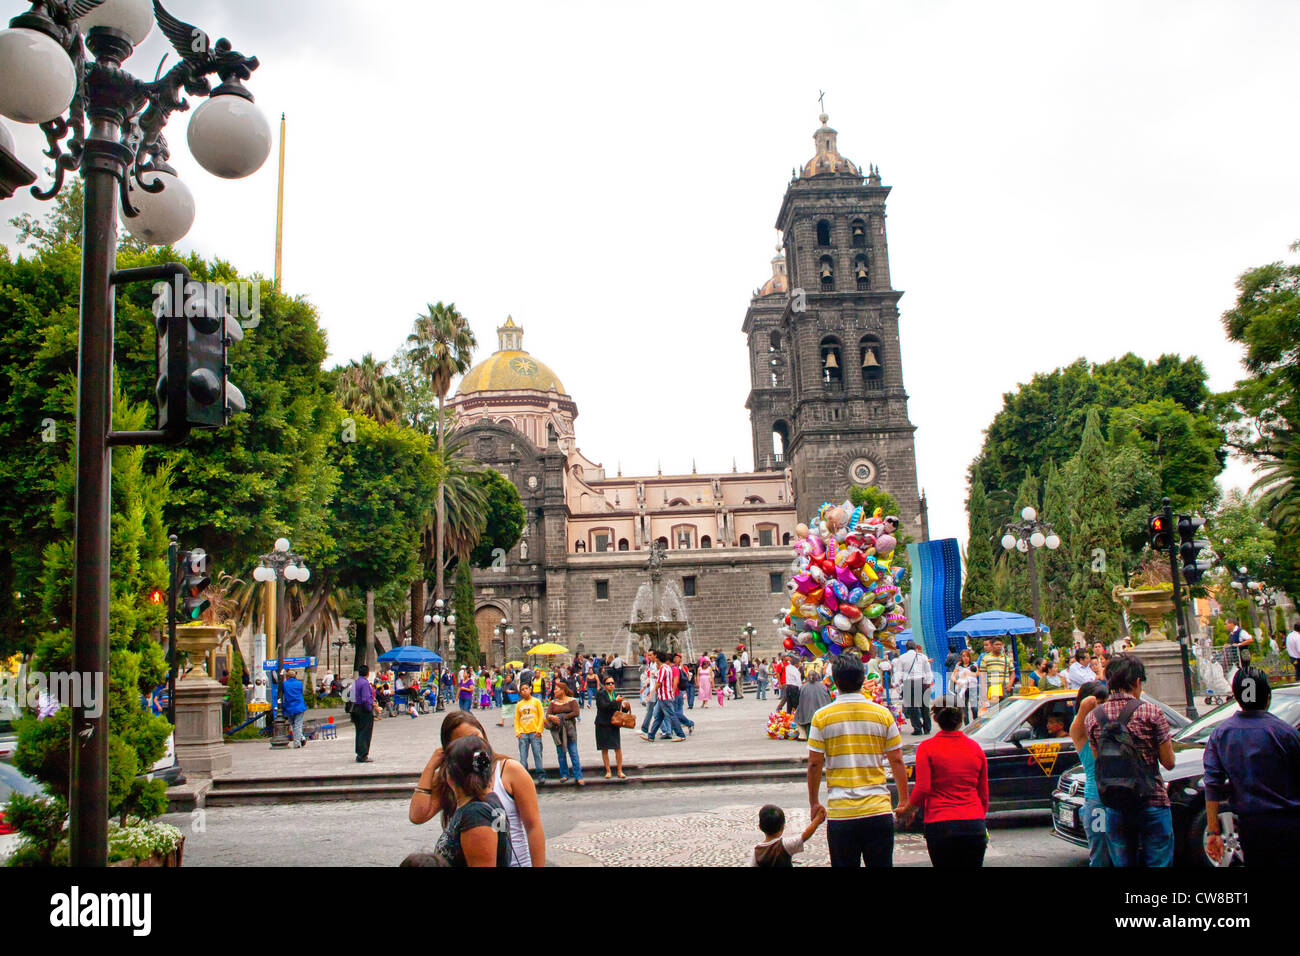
594 675 631 779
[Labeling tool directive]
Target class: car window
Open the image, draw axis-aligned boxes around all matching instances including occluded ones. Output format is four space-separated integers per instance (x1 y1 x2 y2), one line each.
1008 697 1076 741
1176 694 1300 746
965 698 1034 741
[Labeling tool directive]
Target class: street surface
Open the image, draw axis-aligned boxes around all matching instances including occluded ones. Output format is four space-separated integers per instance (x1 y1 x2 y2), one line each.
164 693 1086 866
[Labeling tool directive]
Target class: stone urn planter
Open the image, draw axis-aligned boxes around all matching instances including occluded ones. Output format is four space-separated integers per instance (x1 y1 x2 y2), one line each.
1113 585 1175 640
174 624 230 680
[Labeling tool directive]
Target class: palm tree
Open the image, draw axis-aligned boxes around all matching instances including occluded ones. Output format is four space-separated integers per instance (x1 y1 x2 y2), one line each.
406 302 478 641
1252 427 1300 530
336 353 405 425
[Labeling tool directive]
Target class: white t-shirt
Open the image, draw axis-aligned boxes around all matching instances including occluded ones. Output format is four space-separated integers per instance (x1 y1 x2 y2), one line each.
784 662 803 687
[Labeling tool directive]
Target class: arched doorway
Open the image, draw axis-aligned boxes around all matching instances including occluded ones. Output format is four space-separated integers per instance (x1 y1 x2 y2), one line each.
475 605 506 664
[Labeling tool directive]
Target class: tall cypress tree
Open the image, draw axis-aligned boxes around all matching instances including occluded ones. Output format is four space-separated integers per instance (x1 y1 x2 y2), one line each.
451 561 482 666
1040 461 1076 646
963 480 995 614
1068 409 1124 641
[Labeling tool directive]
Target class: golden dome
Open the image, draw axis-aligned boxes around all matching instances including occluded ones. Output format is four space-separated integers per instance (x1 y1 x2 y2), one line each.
456 317 567 395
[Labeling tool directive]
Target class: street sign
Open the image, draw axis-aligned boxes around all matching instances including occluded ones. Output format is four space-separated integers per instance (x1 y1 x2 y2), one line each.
262 656 316 671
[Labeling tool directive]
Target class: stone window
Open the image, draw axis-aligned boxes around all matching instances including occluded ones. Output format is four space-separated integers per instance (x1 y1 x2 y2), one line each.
851 218 867 248
757 524 777 547
593 530 612 553
769 572 784 593
700 535 712 548
855 253 870 290
671 524 696 549
816 219 832 246
682 575 696 597
575 540 586 552
739 534 751 548
820 336 842 386
782 532 792 546
595 580 609 601
617 538 630 551
860 335 883 391
656 536 669 550
819 255 835 290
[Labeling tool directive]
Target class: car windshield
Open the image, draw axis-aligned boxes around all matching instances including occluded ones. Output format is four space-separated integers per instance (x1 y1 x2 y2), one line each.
1175 693 1300 746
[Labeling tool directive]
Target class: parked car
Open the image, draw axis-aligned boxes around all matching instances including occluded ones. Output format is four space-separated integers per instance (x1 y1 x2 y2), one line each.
1050 683 1300 866
888 688 1190 813
0 761 42 862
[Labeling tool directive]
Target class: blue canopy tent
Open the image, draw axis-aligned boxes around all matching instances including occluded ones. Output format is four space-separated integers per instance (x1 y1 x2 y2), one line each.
377 645 442 673
946 611 1049 685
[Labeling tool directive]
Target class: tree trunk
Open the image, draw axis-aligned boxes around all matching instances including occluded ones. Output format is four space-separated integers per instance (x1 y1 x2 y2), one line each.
364 588 376 672
411 577 425 648
435 392 447 607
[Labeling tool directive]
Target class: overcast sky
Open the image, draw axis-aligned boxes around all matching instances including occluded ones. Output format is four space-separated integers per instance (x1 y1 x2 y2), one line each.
4 0 1297 550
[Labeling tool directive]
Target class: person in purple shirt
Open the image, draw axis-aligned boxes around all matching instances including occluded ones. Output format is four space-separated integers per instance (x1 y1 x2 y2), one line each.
1203 667 1300 867
351 665 376 763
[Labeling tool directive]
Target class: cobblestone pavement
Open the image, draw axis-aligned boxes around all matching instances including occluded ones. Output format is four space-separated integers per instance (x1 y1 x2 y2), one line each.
223 693 938 777
163 780 1084 867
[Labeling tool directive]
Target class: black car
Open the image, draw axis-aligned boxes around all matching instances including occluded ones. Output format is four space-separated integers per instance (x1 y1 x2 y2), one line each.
1050 683 1300 866
887 688 1190 812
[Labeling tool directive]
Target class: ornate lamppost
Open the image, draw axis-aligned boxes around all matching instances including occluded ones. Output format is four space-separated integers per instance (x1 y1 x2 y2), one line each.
1229 566 1263 635
0 0 271 866
1001 506 1061 659
424 598 455 658
493 617 513 666
251 537 310 747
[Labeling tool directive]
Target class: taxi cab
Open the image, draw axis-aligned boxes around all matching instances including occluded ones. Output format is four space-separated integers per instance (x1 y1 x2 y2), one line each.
888 687 1190 813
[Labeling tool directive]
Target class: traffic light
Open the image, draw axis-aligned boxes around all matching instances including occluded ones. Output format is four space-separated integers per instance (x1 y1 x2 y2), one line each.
1148 514 1172 551
180 549 210 622
154 280 247 437
148 587 164 605
1178 515 1213 585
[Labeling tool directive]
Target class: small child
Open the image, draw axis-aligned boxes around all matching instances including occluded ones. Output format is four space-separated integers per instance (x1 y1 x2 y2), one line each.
751 804 826 867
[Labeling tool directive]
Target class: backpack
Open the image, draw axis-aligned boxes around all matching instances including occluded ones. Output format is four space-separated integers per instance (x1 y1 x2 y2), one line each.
1095 698 1155 812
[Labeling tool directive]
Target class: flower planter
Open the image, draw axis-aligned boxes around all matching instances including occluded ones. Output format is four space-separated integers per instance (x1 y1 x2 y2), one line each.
108 836 184 868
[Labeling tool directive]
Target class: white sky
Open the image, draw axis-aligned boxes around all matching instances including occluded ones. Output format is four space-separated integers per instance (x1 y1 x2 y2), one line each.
4 0 1297 550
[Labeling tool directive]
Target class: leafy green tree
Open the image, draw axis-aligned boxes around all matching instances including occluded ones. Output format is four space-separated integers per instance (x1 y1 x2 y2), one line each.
406 302 478 640
962 479 995 614
1066 410 1124 641
1109 398 1225 510
6 392 172 865
451 561 481 666
469 468 527 569
1040 462 1076 646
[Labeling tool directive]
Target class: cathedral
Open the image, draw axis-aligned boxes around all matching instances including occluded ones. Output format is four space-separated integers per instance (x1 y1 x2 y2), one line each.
451 114 927 663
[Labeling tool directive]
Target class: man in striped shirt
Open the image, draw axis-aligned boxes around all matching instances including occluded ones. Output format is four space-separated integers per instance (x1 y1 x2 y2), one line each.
807 651 909 867
641 650 686 742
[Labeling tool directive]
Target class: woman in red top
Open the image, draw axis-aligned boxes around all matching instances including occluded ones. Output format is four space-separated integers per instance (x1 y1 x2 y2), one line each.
896 699 989 867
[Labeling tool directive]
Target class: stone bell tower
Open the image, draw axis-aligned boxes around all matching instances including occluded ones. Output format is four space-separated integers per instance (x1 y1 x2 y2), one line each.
746 113 925 536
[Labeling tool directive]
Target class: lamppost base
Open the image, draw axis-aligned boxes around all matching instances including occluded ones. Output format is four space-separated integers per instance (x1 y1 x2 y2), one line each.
270 715 291 748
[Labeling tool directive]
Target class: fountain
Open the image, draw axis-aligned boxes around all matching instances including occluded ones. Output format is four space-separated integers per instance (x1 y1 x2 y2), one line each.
623 543 695 662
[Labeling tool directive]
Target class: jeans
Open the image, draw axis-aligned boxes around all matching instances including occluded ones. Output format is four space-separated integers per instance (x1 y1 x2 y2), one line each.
685 683 696 709
674 694 694 730
493 688 502 707
647 699 684 740
1081 798 1111 867
585 685 595 707
517 733 544 781
756 678 768 700
1105 804 1174 867
554 735 583 780
352 709 373 760
290 711 305 746
827 814 895 867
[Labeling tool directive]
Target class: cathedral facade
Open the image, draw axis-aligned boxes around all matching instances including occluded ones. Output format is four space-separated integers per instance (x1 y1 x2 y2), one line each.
451 115 925 664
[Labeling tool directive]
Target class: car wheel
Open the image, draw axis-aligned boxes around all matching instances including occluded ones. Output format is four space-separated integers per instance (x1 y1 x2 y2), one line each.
1188 807 1243 867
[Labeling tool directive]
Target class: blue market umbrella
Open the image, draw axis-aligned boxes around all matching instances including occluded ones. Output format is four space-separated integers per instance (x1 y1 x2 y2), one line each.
946 610 1049 639
377 645 442 666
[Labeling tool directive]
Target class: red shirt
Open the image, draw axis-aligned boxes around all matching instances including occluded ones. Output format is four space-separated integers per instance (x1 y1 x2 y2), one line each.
909 730 989 823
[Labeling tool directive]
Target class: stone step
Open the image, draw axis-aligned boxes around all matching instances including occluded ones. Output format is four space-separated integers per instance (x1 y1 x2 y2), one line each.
195 765 811 808
170 753 811 809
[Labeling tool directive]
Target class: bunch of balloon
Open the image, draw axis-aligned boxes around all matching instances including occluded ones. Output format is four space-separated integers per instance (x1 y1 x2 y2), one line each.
766 710 799 740
778 502 909 663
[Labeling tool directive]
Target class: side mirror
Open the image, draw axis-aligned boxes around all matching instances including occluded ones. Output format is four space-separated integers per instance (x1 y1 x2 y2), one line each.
1009 727 1032 745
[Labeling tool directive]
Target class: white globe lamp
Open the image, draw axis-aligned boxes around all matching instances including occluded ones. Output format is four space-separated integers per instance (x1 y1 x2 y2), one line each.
75 0 155 47
122 170 194 245
1000 533 1017 551
274 537 290 553
1029 531 1046 549
1045 534 1061 551
188 93 272 179
0 28 77 124
1021 506 1037 522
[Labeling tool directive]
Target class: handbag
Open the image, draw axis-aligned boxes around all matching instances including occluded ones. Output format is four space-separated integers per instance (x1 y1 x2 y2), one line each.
611 701 636 728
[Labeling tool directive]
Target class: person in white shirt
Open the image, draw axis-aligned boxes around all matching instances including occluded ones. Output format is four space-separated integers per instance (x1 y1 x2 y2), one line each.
1065 648 1096 689
780 657 802 714
1286 622 1300 682
893 644 933 735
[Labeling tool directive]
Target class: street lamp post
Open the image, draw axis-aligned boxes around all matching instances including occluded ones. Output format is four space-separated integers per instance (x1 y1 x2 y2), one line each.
1230 566 1262 635
252 538 310 747
0 0 271 866
1001 507 1061 659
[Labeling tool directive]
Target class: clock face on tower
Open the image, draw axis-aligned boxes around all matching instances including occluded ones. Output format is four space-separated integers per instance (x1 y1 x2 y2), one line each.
849 458 877 485
509 357 538 377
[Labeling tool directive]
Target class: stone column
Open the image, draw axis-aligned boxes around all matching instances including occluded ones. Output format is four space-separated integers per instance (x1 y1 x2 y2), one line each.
1129 637 1188 708
173 670 232 778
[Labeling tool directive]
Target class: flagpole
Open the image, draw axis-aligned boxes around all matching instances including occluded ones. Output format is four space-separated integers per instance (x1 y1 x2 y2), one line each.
274 113 286 290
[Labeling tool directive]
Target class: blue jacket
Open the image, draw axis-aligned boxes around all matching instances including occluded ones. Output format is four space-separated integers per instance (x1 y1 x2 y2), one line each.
281 677 307 716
